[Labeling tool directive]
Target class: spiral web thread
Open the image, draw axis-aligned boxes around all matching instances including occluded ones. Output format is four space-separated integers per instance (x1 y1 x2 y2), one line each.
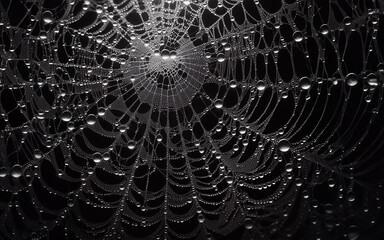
1 0 384 239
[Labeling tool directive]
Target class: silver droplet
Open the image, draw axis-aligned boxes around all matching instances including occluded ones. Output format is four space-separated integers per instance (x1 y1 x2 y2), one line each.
277 139 291 152
11 164 23 178
346 73 358 86
42 11 53 24
214 99 223 109
86 114 96 125
61 110 72 122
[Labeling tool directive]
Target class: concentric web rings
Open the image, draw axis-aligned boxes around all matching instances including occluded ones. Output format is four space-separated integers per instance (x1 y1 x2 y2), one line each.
0 0 384 240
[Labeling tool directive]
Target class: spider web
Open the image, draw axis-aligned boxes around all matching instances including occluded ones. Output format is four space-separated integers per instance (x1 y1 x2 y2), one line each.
1 0 384 239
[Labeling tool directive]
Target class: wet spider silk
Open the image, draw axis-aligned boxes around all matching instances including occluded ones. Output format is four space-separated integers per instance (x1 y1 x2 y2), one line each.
1 0 384 239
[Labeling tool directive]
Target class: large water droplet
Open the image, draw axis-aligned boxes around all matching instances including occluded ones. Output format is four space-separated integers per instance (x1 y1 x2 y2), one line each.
293 31 304 42
93 152 102 163
285 163 293 172
214 99 223 109
346 73 359 86
277 139 291 152
61 111 72 122
217 53 225 62
156 134 163 142
319 24 330 35
42 11 53 24
299 77 311 90
128 141 136 150
86 114 96 125
11 164 23 178
229 80 237 88
256 80 266 91
97 107 106 116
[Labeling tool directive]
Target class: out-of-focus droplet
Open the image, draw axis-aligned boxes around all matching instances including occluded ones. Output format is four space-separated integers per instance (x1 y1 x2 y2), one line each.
347 225 359 240
0 168 7 177
367 73 378 86
328 178 335 187
34 150 43 159
197 214 205 223
347 192 355 202
244 218 254 229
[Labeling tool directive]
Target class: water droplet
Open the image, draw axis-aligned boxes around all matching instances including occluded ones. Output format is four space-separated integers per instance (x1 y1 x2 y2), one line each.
97 107 106 116
347 192 355 202
128 141 136 150
214 99 223 109
34 150 43 159
161 50 170 60
346 73 358 86
319 24 329 35
102 152 110 161
295 178 302 186
285 163 293 172
11 164 23 178
277 139 291 152
217 53 225 62
347 225 359 240
156 134 163 142
226 176 233 184
256 80 266 91
93 152 102 163
96 5 103 14
61 111 72 122
299 77 311 90
229 80 237 88
224 43 231 51
42 11 53 24
328 178 335 187
293 31 304 42
244 218 254 229
0 168 7 177
367 73 378 86
86 114 96 125
197 214 205 223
